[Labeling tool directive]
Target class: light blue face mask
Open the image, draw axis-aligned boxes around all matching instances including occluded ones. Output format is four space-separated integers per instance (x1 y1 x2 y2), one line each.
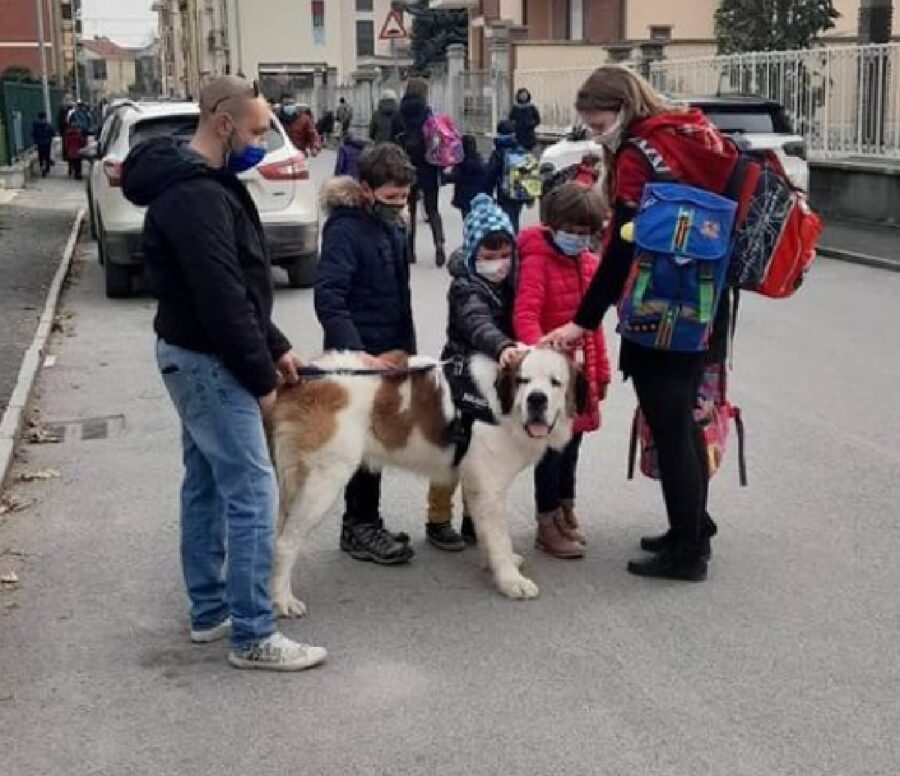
553 230 591 257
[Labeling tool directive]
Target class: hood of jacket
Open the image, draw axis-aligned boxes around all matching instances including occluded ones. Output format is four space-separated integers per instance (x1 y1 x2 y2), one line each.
122 136 215 207
376 96 397 114
626 108 738 193
320 175 369 216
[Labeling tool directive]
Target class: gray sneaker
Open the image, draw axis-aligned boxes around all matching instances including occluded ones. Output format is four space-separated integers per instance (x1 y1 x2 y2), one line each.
190 617 232 644
228 632 327 672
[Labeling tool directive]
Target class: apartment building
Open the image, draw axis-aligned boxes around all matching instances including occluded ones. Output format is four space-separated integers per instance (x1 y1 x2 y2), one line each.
0 0 80 91
79 36 137 103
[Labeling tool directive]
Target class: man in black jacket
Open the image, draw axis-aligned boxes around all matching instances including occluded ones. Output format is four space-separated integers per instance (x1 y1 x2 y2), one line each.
122 75 326 672
315 143 417 565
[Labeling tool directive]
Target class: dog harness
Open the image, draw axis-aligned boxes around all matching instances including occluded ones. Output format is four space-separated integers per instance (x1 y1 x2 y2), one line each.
442 357 498 467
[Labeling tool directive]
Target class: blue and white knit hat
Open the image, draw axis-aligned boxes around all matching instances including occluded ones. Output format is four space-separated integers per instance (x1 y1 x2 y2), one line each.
463 194 515 269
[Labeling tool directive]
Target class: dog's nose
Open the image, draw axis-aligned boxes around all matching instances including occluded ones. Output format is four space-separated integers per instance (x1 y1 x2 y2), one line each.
527 392 548 412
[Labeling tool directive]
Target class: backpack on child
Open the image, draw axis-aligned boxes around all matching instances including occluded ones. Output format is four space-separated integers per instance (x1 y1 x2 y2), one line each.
628 362 747 485
500 148 542 202
727 147 822 298
617 138 738 353
424 113 464 167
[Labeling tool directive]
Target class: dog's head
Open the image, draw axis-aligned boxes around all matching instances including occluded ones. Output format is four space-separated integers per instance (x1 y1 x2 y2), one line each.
495 349 588 440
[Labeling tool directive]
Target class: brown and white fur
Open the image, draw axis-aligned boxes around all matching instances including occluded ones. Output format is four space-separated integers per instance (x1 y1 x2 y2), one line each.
268 348 587 617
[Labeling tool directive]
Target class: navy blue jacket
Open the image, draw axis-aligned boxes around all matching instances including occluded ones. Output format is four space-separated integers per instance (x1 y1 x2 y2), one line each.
315 177 416 355
32 119 54 147
446 153 493 211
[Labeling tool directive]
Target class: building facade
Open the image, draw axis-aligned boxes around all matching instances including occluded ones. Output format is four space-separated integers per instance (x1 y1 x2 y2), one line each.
154 0 229 99
79 37 137 104
0 0 80 91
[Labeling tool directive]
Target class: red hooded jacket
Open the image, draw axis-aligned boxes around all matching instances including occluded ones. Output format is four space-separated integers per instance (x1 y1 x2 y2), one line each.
514 226 611 434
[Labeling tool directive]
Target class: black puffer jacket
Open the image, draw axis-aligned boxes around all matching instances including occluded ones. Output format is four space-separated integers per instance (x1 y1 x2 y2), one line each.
509 102 541 150
315 177 416 355
122 137 290 397
369 95 402 143
442 249 515 362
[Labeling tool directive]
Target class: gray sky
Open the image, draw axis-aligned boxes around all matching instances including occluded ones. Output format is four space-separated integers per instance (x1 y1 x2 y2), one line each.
81 0 157 48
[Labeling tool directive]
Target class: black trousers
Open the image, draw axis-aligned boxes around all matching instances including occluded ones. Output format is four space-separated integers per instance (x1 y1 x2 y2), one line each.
408 172 444 259
628 350 709 554
534 432 583 513
343 468 382 527
37 143 52 174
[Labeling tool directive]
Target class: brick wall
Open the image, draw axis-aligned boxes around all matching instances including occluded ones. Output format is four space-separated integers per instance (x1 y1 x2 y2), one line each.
0 0 55 78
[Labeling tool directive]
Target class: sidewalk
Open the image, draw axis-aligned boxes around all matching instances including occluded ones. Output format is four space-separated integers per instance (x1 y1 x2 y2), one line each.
0 169 85 418
818 218 900 271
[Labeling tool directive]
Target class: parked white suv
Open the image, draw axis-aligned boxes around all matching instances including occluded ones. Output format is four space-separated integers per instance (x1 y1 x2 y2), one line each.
82 101 318 298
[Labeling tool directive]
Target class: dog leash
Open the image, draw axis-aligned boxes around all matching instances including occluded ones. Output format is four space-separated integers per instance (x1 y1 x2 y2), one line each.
294 361 449 381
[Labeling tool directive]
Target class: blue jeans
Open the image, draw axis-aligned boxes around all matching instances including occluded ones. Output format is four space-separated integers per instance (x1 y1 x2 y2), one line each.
156 340 276 648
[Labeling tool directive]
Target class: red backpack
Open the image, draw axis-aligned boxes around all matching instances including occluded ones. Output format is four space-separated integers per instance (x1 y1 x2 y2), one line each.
727 149 822 299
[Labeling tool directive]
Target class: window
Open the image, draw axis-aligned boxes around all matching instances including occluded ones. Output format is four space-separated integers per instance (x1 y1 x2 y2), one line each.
649 25 672 41
356 0 373 10
91 59 107 81
61 2 72 21
312 1 325 45
356 20 374 57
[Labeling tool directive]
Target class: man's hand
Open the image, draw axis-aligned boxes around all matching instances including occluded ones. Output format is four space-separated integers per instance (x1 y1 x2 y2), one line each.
275 349 303 385
540 321 586 351
259 390 277 418
499 345 526 369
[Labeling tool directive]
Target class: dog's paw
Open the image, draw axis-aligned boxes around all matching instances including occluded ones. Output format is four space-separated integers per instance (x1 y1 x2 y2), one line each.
273 593 308 619
496 573 539 600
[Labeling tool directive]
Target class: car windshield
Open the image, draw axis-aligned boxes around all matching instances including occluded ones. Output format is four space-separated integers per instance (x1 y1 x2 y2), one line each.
697 106 794 135
130 116 285 152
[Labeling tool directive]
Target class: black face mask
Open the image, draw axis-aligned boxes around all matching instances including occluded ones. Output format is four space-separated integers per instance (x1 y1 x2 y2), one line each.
372 200 404 225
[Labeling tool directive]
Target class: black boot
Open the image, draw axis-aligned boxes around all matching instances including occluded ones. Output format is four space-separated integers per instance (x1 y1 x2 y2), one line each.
340 523 414 565
426 521 466 552
627 548 707 582
640 516 717 559
435 243 447 268
460 515 477 545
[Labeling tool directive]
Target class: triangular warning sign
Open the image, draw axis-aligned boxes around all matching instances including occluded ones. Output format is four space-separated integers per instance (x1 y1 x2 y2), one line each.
379 8 407 40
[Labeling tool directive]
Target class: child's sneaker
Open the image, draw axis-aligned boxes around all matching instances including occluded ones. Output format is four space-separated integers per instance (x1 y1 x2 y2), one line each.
190 617 232 644
228 632 327 672
426 520 466 552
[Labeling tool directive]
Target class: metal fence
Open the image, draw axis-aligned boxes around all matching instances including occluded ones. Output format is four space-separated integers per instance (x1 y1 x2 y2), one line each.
649 43 900 159
0 81 63 165
455 69 495 136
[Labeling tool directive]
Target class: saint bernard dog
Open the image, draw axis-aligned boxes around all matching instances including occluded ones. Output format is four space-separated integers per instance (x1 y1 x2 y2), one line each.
268 347 587 617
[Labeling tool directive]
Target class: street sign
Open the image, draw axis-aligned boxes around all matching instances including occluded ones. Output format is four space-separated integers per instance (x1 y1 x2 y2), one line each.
379 8 407 40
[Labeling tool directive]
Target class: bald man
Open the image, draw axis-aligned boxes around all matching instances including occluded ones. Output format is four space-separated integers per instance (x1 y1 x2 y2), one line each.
122 76 326 671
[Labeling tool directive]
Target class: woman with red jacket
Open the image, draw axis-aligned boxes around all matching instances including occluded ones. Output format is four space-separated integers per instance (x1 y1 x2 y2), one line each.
514 182 610 559
542 66 739 582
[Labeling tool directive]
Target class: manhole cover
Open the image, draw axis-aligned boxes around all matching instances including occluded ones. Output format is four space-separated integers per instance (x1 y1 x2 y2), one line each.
42 414 125 443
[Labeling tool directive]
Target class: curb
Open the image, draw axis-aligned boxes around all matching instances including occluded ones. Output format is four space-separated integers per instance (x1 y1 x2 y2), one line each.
818 245 900 273
0 208 85 489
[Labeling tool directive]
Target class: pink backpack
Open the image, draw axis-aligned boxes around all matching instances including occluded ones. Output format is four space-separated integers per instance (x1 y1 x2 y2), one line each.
424 113 464 167
628 363 747 485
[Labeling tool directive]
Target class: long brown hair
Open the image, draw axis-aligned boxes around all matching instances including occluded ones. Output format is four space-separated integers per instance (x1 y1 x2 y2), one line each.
575 66 672 202
405 77 428 100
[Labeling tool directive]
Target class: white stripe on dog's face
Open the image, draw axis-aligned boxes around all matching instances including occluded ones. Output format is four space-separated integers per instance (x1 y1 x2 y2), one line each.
514 349 570 440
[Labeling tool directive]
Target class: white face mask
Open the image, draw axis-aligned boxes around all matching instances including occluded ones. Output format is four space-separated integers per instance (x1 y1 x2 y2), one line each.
594 110 626 152
475 259 511 283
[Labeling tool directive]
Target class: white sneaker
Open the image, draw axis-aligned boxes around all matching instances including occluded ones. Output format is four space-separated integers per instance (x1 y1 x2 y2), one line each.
228 632 327 672
190 617 232 644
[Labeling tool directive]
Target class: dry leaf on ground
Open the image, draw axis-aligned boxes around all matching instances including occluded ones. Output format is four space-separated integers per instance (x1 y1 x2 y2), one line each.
18 469 60 482
26 428 61 444
0 495 32 515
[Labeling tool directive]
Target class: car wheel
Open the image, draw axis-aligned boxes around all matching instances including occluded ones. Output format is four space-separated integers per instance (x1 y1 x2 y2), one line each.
100 221 132 299
285 254 317 289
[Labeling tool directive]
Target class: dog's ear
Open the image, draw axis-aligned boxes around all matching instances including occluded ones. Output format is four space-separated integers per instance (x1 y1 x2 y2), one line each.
495 363 517 416
566 361 590 417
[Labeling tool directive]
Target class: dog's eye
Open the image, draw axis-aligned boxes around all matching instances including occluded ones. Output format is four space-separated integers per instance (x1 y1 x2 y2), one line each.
516 377 531 386
550 377 562 388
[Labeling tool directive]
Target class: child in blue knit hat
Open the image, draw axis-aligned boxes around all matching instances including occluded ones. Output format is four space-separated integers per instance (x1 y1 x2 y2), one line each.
425 194 524 551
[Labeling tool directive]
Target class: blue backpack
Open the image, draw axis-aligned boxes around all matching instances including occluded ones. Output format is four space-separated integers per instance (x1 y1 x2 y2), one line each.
617 139 738 353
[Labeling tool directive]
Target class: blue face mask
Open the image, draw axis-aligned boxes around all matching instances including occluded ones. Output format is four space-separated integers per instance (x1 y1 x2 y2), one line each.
553 230 591 257
224 119 266 174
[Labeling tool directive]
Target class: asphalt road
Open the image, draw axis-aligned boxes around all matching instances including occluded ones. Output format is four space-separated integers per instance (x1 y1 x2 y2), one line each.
1 151 899 775
0 170 84 416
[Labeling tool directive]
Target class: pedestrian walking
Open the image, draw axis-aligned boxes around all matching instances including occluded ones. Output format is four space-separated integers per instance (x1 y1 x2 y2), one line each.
32 111 55 177
121 75 327 671
444 134 493 222
334 131 371 179
369 88 402 143
541 66 739 582
286 104 320 156
398 77 446 266
513 182 611 559
315 142 418 566
509 87 541 152
335 97 353 138
63 119 85 179
425 193 523 550
488 120 533 232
